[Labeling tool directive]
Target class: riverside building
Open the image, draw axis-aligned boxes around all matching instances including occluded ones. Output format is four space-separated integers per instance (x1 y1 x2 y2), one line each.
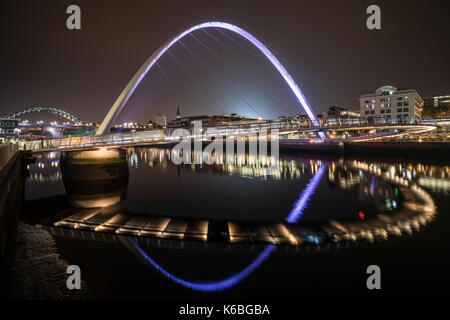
359 85 422 124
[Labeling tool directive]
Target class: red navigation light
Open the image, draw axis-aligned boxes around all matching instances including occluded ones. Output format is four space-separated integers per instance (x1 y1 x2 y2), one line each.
358 211 365 220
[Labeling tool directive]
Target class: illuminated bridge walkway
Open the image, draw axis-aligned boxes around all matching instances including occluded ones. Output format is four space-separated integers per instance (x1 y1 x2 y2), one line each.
20 120 438 152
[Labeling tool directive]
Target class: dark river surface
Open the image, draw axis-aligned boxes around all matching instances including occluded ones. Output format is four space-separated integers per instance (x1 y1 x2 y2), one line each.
22 147 450 300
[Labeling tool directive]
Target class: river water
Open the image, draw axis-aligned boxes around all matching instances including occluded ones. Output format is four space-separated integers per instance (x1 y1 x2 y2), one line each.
21 147 450 300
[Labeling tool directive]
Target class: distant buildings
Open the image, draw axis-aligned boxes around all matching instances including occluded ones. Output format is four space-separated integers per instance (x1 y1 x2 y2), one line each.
322 106 360 120
423 94 450 109
360 85 422 123
422 94 450 118
0 118 20 142
166 106 253 129
154 113 167 128
167 114 210 128
209 114 251 126
167 116 188 129
111 121 147 133
146 120 164 130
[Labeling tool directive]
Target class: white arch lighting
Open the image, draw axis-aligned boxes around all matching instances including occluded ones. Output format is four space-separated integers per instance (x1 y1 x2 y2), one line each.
96 22 320 135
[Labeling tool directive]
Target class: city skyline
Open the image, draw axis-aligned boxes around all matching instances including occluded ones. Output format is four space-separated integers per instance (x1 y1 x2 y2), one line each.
1 0 449 124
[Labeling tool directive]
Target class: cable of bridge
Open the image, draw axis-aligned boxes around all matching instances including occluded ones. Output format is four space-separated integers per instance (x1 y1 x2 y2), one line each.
155 61 177 92
201 28 296 117
165 49 227 115
187 32 264 118
178 38 234 113
95 22 322 135
218 29 356 110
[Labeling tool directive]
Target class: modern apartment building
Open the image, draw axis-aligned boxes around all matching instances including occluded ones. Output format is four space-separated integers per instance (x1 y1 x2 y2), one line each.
359 85 422 123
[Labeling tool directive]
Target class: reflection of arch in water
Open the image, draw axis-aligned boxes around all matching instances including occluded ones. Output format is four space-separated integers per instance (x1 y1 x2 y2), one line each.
124 163 437 292
286 166 325 223
125 238 275 292
126 167 325 292
96 21 320 135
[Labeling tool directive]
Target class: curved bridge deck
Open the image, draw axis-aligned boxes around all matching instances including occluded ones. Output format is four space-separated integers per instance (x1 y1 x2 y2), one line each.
20 121 438 153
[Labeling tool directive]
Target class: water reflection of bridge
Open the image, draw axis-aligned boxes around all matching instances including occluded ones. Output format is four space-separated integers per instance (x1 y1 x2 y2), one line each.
25 149 437 293
31 155 435 247
34 161 434 293
47 183 433 246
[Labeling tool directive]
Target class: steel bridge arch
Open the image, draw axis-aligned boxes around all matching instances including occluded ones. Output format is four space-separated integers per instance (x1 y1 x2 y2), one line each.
96 21 320 135
7 106 81 123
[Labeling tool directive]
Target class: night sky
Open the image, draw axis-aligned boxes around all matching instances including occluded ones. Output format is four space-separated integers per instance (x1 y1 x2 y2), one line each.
1 0 449 123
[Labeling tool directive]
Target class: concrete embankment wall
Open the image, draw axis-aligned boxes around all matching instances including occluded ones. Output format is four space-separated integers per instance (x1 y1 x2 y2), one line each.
280 141 344 155
279 141 450 159
142 140 450 159
343 142 450 159
0 145 26 290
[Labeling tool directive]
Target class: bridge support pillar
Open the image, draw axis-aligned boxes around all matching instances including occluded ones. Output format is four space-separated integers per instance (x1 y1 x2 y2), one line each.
60 148 129 208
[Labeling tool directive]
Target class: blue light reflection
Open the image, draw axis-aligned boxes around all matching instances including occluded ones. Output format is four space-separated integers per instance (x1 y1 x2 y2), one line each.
128 165 325 292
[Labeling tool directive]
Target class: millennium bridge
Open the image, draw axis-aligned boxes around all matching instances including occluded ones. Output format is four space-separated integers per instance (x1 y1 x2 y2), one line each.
5 21 438 152
2 21 443 294
18 119 438 152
